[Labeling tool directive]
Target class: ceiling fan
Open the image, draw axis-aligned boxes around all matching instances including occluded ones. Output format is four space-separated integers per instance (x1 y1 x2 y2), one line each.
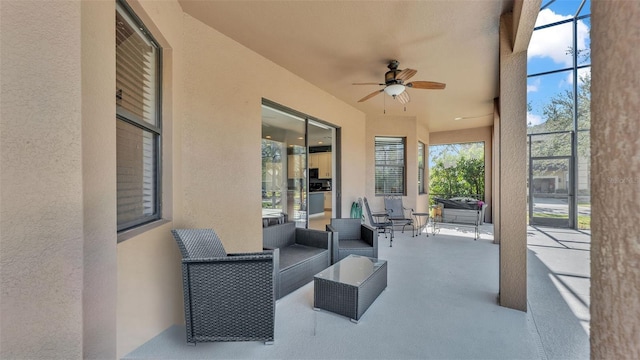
353 60 446 104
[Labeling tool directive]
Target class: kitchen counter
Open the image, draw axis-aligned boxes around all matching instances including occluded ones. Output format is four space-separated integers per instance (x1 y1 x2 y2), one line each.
309 192 325 215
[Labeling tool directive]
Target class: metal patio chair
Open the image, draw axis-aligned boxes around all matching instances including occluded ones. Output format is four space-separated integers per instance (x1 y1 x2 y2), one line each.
384 196 414 235
361 197 395 247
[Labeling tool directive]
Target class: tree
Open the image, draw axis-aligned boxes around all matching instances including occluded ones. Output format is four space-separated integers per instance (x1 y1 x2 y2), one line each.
458 157 484 198
528 72 590 174
528 73 591 155
429 143 485 201
261 139 283 207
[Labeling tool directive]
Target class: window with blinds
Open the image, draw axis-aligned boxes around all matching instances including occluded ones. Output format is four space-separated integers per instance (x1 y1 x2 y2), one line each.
418 141 426 194
116 1 161 232
375 137 406 196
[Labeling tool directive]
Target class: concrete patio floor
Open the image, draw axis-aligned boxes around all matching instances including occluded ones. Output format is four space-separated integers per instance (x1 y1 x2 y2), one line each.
124 224 590 360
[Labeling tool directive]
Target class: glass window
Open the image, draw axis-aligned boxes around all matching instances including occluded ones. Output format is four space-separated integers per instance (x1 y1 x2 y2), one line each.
529 21 574 73
375 137 406 196
577 69 591 130
528 0 591 229
116 1 162 232
537 0 590 27
418 142 426 194
577 16 591 66
527 70 574 134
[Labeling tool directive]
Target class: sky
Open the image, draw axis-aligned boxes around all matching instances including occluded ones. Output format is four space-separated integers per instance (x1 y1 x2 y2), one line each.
429 0 591 165
526 0 591 127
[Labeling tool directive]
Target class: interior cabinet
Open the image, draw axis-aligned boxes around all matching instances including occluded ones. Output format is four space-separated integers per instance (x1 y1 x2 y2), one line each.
324 191 332 210
308 152 331 178
317 152 332 179
308 154 319 169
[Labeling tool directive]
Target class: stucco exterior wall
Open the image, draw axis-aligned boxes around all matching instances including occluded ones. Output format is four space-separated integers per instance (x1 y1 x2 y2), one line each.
81 1 118 358
117 6 366 358
492 102 501 243
0 1 84 358
590 1 640 358
365 115 426 214
498 12 527 312
115 0 185 357
429 126 493 223
117 223 183 357
180 13 366 253
1 0 366 357
417 121 430 212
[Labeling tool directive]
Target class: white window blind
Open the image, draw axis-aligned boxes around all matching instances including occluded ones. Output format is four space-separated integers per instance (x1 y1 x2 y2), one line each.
375 137 406 195
116 2 161 232
116 6 157 126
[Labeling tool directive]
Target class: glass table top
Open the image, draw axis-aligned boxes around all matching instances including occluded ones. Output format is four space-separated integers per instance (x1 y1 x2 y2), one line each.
315 255 386 286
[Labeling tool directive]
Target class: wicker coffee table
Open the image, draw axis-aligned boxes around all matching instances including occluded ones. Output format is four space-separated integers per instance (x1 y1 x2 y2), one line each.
313 255 387 323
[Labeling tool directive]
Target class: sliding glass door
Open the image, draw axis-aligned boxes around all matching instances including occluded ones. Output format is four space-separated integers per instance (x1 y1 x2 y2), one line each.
261 102 337 229
261 105 308 227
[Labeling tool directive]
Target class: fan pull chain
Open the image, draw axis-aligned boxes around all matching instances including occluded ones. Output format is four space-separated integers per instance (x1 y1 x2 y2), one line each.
383 92 386 114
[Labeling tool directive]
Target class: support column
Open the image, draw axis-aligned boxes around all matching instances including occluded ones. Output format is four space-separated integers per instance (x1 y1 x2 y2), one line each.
591 2 640 358
498 12 528 311
81 1 118 359
492 99 501 244
1 1 84 358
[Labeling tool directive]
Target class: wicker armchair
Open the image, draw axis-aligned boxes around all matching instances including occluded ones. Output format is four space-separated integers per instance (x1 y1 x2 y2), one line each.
326 218 377 264
171 229 276 344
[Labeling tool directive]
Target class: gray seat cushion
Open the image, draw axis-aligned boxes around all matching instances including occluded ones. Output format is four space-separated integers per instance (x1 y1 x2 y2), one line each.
339 239 371 249
278 244 327 271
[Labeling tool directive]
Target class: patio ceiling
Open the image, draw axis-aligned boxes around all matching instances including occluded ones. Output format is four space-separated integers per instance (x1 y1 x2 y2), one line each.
179 0 513 133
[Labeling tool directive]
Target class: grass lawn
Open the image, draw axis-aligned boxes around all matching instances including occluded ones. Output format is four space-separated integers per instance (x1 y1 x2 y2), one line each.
531 212 591 229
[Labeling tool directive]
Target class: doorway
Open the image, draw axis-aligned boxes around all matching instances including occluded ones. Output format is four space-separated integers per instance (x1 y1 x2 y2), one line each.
528 132 575 228
261 101 337 229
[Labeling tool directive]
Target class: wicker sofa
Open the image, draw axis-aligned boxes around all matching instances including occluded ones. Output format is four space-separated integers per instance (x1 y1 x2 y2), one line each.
262 222 331 299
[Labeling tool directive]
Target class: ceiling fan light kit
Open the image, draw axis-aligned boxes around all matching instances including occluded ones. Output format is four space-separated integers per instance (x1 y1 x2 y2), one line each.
384 84 405 97
354 60 446 104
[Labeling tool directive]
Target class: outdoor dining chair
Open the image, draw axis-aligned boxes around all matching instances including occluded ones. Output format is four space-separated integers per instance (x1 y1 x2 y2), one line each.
384 196 414 235
361 197 395 247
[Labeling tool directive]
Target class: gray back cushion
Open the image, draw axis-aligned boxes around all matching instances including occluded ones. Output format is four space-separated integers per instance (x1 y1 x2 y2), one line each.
330 218 361 240
263 222 296 249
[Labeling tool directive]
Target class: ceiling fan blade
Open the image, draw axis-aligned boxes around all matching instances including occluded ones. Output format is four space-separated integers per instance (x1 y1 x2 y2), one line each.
352 82 384 86
394 91 410 104
406 81 446 90
395 68 417 81
358 89 384 102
